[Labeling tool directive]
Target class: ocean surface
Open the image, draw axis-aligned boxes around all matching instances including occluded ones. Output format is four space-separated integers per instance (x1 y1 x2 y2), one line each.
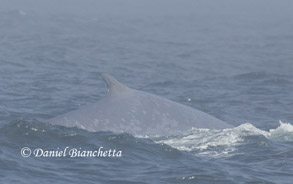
0 0 293 183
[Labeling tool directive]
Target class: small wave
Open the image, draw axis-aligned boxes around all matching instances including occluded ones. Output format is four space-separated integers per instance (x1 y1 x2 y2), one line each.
269 121 293 141
233 71 271 80
155 121 293 157
233 71 291 86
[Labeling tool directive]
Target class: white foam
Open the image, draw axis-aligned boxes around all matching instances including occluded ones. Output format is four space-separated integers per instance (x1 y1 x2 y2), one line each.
269 121 293 141
155 121 293 157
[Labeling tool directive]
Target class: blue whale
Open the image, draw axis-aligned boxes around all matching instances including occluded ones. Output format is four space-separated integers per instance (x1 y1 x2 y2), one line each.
48 74 233 136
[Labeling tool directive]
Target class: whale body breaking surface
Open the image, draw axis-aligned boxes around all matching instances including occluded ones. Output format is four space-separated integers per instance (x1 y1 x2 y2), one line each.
48 74 233 136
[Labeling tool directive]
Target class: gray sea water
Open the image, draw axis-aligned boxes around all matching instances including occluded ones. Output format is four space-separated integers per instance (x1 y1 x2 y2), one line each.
1 0 293 183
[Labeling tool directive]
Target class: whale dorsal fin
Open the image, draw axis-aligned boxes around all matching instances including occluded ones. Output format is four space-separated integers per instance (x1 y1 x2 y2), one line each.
101 73 130 94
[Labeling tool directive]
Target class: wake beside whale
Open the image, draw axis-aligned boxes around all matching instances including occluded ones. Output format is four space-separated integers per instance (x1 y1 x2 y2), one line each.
48 74 233 136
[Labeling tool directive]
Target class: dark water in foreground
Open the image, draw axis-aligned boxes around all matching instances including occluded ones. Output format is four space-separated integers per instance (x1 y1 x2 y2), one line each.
1 121 293 183
1 0 293 183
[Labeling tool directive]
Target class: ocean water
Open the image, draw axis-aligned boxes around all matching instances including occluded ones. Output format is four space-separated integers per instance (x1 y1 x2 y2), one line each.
1 0 293 183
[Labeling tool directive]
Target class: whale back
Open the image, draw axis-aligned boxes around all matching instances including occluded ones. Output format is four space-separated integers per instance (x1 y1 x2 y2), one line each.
48 74 233 136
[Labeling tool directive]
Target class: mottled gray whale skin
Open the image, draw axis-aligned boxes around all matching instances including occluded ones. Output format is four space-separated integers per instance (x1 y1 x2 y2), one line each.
48 74 233 136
